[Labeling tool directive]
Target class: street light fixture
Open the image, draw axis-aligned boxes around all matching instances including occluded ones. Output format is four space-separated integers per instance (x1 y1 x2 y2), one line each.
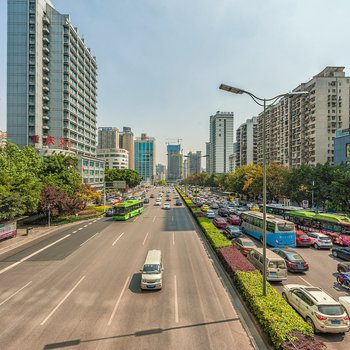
219 83 308 296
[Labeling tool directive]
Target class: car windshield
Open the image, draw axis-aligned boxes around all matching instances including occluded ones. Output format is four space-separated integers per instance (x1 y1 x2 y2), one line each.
319 237 331 241
299 234 309 239
243 241 255 247
269 261 286 269
318 305 344 316
114 207 126 216
287 254 304 262
143 264 160 273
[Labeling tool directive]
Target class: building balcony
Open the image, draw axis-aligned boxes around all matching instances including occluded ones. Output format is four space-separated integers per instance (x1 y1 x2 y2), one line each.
43 46 50 54
43 84 49 92
43 65 49 73
43 94 49 101
42 115 49 120
42 125 50 130
43 36 49 44
43 26 50 34
43 76 49 82
43 56 49 63
43 105 49 111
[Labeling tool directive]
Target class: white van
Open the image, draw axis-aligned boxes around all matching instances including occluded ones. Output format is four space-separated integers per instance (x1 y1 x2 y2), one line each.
140 250 163 290
248 248 287 282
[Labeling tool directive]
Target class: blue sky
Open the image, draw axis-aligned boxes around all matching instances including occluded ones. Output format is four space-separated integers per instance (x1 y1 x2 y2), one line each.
1 0 350 164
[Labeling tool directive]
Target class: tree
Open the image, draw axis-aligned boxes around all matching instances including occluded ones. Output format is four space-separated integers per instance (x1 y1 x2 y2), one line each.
76 184 101 206
0 143 43 221
38 185 70 217
266 163 291 202
105 169 142 188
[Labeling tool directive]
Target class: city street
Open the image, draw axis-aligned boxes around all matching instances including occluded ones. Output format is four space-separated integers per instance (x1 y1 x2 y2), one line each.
0 191 255 350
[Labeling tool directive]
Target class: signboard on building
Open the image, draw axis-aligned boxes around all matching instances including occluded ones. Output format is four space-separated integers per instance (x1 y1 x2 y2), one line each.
302 200 309 209
113 180 127 189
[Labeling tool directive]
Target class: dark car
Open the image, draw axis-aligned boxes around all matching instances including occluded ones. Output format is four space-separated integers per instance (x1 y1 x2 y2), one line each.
196 201 203 208
105 208 114 217
337 261 350 273
218 208 229 217
224 226 241 239
150 194 155 198
332 247 350 260
166 197 171 201
213 217 228 228
143 198 150 204
175 199 182 206
272 248 309 272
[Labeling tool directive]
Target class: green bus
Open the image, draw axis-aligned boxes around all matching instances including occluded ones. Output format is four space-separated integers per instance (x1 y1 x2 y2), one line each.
112 200 144 221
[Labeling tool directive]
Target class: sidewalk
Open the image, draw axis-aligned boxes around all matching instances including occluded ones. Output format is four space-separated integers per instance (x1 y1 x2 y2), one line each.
0 217 100 255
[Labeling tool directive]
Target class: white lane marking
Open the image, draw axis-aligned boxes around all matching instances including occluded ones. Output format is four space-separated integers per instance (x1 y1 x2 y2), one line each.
174 275 179 323
142 232 149 246
72 231 77 234
40 276 85 325
133 216 139 222
83 225 88 228
0 234 71 275
152 216 156 223
93 220 97 223
78 228 83 231
89 222 93 225
298 275 312 286
0 281 32 307
112 232 125 246
108 276 130 326
80 232 99 247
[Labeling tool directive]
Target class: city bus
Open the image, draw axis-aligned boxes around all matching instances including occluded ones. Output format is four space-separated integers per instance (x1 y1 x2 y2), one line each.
286 210 350 246
261 204 305 219
240 211 296 248
112 200 144 221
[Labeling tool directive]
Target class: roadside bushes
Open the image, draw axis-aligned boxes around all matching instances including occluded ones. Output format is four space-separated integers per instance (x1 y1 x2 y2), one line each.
235 270 318 350
197 217 231 248
217 246 256 277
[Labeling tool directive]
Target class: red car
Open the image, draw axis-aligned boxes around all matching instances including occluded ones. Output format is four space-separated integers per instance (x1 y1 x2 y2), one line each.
213 218 228 228
227 215 241 225
295 230 312 247
218 208 229 217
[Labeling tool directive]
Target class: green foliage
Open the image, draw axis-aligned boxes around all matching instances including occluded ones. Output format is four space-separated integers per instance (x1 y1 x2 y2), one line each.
157 179 167 185
235 271 312 349
88 205 110 212
105 168 142 188
51 212 101 225
0 143 43 221
197 217 231 248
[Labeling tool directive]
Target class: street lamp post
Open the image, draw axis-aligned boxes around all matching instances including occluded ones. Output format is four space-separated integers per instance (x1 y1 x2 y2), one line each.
219 83 308 296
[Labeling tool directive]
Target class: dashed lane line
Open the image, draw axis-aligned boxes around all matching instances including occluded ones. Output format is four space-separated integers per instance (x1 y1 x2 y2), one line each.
108 276 130 326
0 281 32 307
80 232 99 247
112 232 125 246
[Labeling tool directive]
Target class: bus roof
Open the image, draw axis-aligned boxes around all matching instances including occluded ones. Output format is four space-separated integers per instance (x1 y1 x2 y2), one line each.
242 211 294 224
114 199 142 208
313 213 350 224
287 210 316 218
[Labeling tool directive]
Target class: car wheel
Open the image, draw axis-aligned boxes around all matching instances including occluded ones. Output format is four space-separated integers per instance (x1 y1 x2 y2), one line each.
306 317 317 334
313 243 318 250
282 292 288 303
332 250 338 257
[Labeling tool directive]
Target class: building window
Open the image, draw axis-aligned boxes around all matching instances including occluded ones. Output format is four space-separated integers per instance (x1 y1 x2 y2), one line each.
346 144 350 158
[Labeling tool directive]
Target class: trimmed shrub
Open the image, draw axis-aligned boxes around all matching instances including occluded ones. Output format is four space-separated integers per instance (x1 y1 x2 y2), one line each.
282 331 327 350
218 246 256 277
88 205 110 212
197 217 231 248
77 209 97 216
235 270 314 350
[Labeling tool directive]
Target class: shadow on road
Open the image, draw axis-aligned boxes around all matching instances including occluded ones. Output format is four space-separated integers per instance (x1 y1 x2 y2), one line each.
43 317 240 349
162 207 195 232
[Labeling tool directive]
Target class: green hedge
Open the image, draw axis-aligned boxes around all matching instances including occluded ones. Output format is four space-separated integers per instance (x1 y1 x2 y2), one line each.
197 217 231 248
51 213 101 225
235 270 313 350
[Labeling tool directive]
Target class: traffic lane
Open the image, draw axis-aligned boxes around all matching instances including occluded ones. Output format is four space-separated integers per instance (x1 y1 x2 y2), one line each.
272 246 350 350
0 214 148 350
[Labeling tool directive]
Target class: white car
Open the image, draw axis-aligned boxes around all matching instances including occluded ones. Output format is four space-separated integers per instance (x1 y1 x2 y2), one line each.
163 203 171 210
207 210 215 219
282 284 350 334
154 199 161 206
307 232 333 250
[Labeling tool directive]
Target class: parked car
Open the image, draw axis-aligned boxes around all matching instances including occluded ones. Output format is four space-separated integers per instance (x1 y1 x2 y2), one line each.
196 201 203 208
272 248 309 272
307 232 333 250
143 198 150 204
206 210 215 219
175 199 182 206
332 247 350 260
201 205 209 212
154 199 161 206
296 230 312 247
227 215 241 225
337 261 350 273
224 226 241 239
218 208 229 217
210 202 219 209
232 237 257 256
213 217 228 228
163 203 171 210
105 208 114 217
282 284 350 333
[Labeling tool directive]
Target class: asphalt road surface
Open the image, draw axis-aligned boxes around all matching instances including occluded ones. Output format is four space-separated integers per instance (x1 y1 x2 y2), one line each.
0 191 256 350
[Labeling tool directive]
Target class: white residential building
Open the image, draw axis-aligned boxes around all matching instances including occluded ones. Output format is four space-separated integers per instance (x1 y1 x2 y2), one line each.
236 117 258 167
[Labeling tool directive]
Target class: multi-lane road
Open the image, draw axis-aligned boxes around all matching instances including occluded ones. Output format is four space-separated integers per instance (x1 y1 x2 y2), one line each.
0 190 257 350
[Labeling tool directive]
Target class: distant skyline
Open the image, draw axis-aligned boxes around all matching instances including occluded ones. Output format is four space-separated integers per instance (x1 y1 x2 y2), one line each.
1 0 350 164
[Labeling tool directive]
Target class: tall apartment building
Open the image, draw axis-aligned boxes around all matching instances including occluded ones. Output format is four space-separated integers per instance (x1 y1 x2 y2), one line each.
156 164 166 181
0 131 7 147
205 142 210 172
208 111 234 174
98 127 119 149
7 0 104 187
236 117 258 167
97 148 128 169
186 151 202 176
167 144 183 181
119 127 134 170
134 133 156 183
256 67 350 166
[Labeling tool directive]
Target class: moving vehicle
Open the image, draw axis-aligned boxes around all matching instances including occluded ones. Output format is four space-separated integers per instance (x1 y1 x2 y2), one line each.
331 247 350 260
163 203 171 210
213 217 228 228
201 205 209 212
140 250 163 290
247 248 287 281
307 232 333 250
150 194 155 198
272 248 309 272
175 199 182 206
224 226 241 239
218 208 229 217
282 284 350 333
105 208 114 217
337 273 350 289
154 199 161 206
337 261 350 273
240 211 296 248
143 198 150 204
210 202 219 209
113 200 144 221
227 215 241 225
232 237 257 256
264 204 305 219
286 211 350 246
296 230 312 247
206 210 215 219
339 296 350 318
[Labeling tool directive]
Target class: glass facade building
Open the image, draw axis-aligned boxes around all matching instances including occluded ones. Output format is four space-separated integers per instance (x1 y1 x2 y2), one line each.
334 129 350 166
134 134 156 183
